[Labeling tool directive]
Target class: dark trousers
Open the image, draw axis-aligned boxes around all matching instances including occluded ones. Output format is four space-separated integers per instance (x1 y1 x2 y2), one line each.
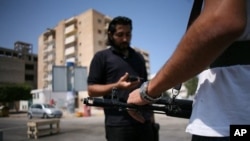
192 135 230 141
105 124 155 141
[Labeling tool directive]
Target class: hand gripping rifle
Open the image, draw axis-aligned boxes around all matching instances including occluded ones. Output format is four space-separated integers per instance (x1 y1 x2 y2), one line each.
83 84 193 119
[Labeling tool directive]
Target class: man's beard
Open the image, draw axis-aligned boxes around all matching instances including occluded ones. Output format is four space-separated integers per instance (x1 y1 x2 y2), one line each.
114 42 130 52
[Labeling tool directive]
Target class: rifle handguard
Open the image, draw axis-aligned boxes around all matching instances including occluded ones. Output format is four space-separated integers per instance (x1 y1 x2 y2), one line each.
83 97 193 119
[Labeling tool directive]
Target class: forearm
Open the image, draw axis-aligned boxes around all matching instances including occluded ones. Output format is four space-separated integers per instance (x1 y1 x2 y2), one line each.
148 0 247 97
88 83 118 97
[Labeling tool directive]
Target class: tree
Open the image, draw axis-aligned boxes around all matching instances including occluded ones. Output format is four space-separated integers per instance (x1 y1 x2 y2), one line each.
0 83 32 103
184 76 198 97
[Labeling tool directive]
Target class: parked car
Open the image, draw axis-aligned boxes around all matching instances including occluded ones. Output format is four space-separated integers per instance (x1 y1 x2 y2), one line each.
27 103 63 119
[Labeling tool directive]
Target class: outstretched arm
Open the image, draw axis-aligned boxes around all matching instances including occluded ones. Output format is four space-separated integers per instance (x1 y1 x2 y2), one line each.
148 0 247 97
127 0 247 123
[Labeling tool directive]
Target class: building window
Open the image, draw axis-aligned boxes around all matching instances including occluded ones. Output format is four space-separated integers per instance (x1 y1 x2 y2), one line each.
25 74 34 81
34 57 38 61
98 29 102 34
98 40 103 46
25 64 34 70
97 19 102 24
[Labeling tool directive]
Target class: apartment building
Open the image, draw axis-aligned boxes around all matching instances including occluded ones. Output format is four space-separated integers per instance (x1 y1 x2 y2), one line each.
39 9 107 89
0 41 38 89
38 9 150 112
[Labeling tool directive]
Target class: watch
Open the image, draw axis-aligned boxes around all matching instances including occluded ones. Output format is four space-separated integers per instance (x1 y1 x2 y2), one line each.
139 81 162 103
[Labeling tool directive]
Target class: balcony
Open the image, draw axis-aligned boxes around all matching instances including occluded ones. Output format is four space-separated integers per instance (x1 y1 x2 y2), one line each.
47 54 54 63
65 17 77 25
65 46 75 56
47 74 52 81
65 24 76 35
48 64 53 71
46 44 54 52
65 35 76 45
66 57 75 63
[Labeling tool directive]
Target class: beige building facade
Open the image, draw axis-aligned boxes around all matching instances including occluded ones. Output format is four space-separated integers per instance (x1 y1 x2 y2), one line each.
38 9 150 112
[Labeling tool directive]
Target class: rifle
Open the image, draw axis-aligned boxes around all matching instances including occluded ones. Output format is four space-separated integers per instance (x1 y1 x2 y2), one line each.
83 86 193 119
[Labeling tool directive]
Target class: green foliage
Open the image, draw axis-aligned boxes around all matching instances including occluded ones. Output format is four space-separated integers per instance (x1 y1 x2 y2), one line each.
162 91 171 98
0 83 32 102
184 76 198 96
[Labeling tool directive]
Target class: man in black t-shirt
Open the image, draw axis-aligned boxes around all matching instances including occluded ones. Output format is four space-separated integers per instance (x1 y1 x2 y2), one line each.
87 16 156 141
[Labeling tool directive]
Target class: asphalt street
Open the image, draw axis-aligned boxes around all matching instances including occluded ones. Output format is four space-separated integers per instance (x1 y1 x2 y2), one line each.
0 112 192 141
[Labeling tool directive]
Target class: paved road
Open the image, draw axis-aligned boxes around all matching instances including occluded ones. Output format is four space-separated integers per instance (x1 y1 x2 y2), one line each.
0 113 192 141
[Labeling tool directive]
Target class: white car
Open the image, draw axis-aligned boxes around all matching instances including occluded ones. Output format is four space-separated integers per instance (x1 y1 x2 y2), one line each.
27 103 63 119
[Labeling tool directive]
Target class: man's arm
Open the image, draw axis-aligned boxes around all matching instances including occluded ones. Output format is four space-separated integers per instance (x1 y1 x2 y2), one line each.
88 84 119 97
88 72 141 97
127 0 247 123
148 0 247 98
128 0 246 103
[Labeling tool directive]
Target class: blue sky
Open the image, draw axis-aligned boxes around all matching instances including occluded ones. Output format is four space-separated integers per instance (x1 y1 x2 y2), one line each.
0 0 193 75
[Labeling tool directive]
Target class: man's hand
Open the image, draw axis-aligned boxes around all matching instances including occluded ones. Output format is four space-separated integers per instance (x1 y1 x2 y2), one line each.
117 73 140 90
127 88 150 123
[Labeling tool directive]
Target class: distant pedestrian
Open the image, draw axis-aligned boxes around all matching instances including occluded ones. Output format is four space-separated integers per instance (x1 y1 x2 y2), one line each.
50 98 55 106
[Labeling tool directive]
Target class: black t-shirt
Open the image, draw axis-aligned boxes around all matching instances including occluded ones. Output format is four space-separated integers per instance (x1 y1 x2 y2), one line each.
88 46 153 126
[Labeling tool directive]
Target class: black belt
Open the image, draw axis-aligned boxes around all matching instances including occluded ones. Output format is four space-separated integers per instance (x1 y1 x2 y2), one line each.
210 40 250 68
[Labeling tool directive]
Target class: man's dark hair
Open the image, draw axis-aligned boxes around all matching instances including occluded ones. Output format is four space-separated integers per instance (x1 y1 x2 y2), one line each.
106 16 132 46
